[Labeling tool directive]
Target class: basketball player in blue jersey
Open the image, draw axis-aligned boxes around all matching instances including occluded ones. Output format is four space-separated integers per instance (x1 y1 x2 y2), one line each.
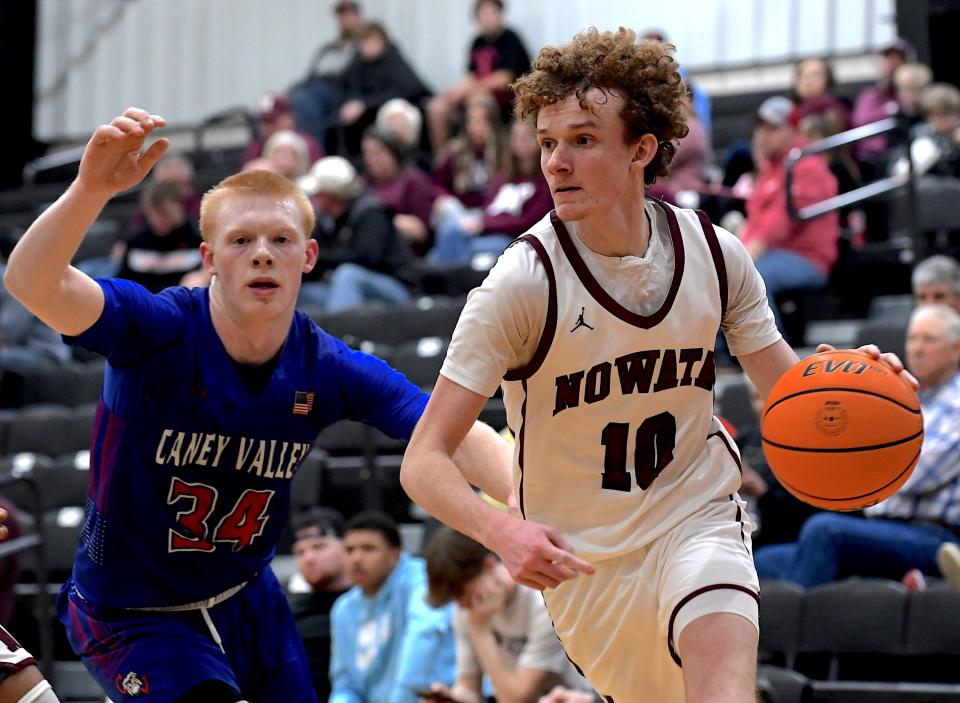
401 30 916 702
3 108 512 703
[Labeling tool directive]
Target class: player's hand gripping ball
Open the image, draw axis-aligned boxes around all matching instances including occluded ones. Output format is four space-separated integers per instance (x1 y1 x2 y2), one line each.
760 349 923 511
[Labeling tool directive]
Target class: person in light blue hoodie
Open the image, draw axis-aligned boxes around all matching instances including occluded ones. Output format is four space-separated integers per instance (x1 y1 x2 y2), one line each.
330 511 456 703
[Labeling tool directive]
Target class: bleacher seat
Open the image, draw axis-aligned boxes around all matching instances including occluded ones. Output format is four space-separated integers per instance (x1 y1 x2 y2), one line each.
903 583 960 683
797 579 908 681
19 506 84 584
314 420 405 456
758 665 811 703
868 294 913 324
716 376 756 433
853 320 907 366
290 449 326 514
389 338 447 389
19 361 104 407
381 297 464 346
4 405 78 456
0 453 54 512
759 580 804 669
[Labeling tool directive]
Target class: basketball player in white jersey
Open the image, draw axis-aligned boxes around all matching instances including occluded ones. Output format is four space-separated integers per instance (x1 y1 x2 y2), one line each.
401 29 914 702
0 508 61 702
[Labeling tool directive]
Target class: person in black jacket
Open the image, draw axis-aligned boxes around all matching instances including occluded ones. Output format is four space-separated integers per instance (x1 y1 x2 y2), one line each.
333 22 431 158
286 508 351 703
297 156 415 312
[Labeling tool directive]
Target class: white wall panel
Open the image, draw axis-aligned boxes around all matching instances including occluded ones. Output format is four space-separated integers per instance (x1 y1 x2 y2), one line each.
35 0 897 141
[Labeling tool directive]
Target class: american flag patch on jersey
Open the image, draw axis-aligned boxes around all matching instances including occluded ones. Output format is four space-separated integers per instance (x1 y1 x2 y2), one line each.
293 391 315 415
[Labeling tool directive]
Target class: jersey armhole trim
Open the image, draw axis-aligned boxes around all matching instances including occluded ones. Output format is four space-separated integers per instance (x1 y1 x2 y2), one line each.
503 235 557 382
695 210 728 320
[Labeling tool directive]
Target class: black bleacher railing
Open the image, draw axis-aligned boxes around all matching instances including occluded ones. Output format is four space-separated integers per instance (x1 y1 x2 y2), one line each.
784 117 919 247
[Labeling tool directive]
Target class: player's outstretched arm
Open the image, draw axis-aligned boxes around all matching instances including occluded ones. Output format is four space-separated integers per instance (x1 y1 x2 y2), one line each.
401 376 594 591
3 107 168 336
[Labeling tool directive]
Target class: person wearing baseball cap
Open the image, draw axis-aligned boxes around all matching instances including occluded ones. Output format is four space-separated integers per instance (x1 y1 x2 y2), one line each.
288 508 351 702
242 92 325 167
740 95 840 343
296 156 415 312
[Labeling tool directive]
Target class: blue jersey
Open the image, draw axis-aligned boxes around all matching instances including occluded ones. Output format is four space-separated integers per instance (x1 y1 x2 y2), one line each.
66 280 427 608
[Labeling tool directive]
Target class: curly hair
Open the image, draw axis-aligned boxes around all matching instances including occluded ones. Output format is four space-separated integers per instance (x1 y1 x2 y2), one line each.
513 27 690 184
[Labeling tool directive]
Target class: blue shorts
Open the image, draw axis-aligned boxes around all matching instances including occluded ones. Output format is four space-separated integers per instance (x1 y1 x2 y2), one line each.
57 568 318 702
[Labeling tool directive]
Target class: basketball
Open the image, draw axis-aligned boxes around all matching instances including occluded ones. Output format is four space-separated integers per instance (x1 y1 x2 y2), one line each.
760 349 923 511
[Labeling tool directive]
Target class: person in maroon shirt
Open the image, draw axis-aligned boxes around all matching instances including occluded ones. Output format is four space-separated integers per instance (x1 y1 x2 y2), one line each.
361 128 439 255
432 96 509 209
740 96 839 339
428 119 551 265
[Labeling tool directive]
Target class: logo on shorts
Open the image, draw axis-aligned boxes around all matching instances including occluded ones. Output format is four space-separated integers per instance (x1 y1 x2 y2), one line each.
815 400 848 437
115 672 150 697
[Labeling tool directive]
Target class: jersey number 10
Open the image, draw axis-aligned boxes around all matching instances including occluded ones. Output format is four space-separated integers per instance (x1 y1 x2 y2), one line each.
600 412 677 491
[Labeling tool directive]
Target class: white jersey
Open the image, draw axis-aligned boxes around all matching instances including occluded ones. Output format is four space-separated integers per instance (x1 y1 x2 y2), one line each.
501 203 743 561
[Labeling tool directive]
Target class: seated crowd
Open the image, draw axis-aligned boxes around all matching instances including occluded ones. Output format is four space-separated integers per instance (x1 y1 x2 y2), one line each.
2 5 960 701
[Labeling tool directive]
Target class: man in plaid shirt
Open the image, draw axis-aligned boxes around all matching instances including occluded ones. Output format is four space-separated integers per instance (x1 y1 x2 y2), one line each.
754 303 960 587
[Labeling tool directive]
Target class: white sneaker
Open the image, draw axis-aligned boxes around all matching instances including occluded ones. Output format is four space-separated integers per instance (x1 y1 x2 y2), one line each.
937 542 960 592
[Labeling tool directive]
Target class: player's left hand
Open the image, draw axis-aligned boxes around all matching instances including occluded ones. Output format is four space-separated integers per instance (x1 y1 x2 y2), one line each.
817 343 919 391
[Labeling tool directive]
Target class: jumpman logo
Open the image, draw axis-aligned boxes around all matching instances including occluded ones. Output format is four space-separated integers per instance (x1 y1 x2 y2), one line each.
570 307 594 333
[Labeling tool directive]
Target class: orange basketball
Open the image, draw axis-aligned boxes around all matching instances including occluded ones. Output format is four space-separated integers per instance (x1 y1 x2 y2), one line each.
760 349 923 511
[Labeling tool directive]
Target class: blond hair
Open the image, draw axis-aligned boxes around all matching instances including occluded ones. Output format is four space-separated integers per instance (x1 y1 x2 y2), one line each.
199 170 315 241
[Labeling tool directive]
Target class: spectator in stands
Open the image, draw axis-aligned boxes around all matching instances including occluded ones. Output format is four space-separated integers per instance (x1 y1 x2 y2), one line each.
426 0 531 154
428 119 551 266
287 508 352 703
377 98 431 171
297 155 415 311
421 527 592 703
796 107 863 232
913 254 960 313
893 62 933 136
851 38 914 169
334 21 432 158
116 180 202 294
242 92 325 166
432 96 510 211
262 129 313 180
639 29 713 139
740 96 840 340
0 258 71 377
331 511 456 703
912 83 960 178
151 154 201 223
362 128 439 254
646 97 709 206
734 381 820 550
290 0 364 147
790 57 850 131
754 304 960 587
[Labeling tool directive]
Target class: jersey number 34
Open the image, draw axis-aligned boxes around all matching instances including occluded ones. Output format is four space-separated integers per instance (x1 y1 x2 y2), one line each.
600 412 676 492
166 478 275 552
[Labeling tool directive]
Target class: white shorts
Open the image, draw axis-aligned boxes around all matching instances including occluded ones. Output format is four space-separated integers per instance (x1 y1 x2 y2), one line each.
0 625 35 676
542 496 760 703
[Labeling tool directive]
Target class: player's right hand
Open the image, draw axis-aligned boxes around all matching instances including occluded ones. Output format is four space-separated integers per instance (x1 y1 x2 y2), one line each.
486 494 595 591
77 107 169 199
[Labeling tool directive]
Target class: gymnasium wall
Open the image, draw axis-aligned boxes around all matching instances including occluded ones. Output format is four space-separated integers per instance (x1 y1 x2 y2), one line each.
34 0 898 142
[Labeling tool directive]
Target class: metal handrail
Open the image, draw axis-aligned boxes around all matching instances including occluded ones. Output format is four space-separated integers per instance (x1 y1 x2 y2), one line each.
784 117 918 245
0 467 53 677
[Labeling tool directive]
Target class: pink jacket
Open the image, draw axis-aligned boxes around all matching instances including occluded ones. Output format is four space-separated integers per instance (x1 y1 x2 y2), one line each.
741 142 840 275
